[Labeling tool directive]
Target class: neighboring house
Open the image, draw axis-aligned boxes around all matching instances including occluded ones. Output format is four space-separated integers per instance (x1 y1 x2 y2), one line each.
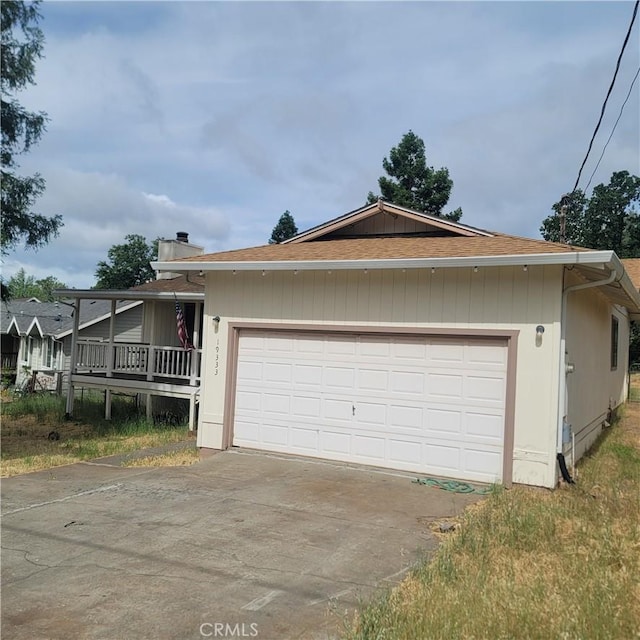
0 298 143 391
55 233 205 428
152 201 640 489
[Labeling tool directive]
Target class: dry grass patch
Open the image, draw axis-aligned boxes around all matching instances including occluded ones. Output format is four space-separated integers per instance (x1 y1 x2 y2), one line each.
345 390 640 640
1 393 194 476
122 448 200 468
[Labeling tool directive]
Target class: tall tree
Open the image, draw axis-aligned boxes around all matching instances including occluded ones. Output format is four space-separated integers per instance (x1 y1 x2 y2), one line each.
269 210 298 244
6 267 66 300
367 130 463 221
540 171 640 257
1 0 61 253
95 234 158 289
541 170 640 368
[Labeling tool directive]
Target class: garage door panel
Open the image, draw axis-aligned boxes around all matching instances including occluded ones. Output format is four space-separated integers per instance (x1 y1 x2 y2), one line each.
358 368 388 392
352 434 386 461
237 360 263 381
264 362 291 384
357 402 387 426
322 430 351 455
358 337 391 358
290 427 318 451
392 338 427 360
261 423 289 446
426 373 464 399
262 393 290 415
389 405 424 430
464 449 502 476
465 411 504 440
465 376 505 404
324 366 355 389
293 364 322 386
291 395 321 418
389 439 422 465
426 408 462 433
423 442 461 473
234 331 507 484
390 371 425 395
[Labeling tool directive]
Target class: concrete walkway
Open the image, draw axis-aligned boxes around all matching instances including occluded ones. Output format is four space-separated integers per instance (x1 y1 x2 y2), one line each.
1 450 482 640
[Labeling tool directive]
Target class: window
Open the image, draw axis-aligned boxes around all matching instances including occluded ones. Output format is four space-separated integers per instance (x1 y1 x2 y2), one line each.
611 316 619 370
42 338 50 369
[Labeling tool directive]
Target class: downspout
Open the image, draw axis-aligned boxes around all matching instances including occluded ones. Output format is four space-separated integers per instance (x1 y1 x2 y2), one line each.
556 267 618 483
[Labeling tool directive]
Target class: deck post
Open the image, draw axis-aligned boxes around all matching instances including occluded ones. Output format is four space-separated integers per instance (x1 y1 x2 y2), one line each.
106 299 116 378
146 393 152 420
189 393 196 431
65 298 81 418
147 302 156 381
105 389 112 420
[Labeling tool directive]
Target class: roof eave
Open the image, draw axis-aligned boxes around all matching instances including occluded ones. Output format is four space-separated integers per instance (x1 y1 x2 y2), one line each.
53 289 205 302
152 250 616 274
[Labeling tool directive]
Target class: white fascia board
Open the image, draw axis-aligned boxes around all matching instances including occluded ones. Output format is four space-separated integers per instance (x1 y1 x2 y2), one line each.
4 317 21 336
25 317 44 337
152 250 616 274
53 290 204 302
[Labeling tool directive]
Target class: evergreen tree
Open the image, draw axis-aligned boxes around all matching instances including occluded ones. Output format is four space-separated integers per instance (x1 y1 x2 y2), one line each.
367 131 462 221
1 0 62 252
269 210 298 244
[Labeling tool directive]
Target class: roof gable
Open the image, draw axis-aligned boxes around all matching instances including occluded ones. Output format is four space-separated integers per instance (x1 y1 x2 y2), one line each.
284 201 493 244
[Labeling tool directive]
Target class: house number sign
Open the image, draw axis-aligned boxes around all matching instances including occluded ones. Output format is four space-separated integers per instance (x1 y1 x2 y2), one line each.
214 339 220 375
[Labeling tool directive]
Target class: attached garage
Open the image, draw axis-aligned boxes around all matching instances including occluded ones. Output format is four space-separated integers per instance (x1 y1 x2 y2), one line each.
232 329 512 484
155 201 640 488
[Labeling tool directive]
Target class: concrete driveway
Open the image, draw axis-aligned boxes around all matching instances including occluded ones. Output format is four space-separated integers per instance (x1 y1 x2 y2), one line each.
1 450 481 640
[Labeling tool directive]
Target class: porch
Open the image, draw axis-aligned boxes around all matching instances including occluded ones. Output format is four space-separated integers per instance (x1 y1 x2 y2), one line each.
58 288 205 431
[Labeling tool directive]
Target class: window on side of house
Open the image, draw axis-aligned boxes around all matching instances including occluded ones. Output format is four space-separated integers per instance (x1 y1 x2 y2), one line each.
42 338 50 369
611 315 619 370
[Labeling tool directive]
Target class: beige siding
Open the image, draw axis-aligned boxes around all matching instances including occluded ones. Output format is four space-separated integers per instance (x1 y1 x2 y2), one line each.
565 274 630 463
199 265 564 488
79 305 143 342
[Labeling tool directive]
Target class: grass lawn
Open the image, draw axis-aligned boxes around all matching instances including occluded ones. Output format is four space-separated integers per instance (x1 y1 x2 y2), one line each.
1 391 198 477
344 376 640 640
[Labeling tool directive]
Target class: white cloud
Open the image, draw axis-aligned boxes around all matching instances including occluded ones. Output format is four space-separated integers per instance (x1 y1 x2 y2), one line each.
5 0 638 286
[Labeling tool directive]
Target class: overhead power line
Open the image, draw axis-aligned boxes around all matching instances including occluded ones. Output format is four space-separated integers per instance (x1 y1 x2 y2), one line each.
584 65 640 193
571 0 639 194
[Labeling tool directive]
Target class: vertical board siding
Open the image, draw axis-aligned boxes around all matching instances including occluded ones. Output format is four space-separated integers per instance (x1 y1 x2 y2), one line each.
78 305 143 342
565 273 630 463
200 265 564 487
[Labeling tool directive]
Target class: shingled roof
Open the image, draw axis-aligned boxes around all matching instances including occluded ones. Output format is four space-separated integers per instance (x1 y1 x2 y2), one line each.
172 234 587 264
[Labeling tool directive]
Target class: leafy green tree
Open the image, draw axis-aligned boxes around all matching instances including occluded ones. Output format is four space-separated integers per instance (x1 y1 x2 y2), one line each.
95 234 158 289
269 210 298 244
540 171 640 257
541 171 640 368
6 267 67 300
1 0 62 253
367 130 462 221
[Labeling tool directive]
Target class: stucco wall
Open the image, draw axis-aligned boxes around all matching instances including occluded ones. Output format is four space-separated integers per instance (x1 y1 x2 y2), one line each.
199 265 564 487
564 276 630 463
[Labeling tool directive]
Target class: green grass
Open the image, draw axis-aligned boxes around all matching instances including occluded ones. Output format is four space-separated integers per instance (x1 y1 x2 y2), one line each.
1 390 194 476
344 399 640 640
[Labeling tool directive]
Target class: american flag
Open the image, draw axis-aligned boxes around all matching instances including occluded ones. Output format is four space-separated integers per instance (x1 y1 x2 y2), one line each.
175 301 193 350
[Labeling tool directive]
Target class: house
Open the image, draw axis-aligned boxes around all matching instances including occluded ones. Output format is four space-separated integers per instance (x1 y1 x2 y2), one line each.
1 298 143 391
151 201 640 489
55 233 205 427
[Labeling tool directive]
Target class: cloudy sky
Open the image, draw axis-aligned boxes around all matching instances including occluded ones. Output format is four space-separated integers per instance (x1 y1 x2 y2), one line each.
4 0 639 288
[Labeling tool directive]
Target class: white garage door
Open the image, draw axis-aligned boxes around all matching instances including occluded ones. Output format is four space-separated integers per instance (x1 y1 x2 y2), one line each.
233 331 508 483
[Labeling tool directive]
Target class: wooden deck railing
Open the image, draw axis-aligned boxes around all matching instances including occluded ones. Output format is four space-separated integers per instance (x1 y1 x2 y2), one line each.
1 352 19 371
75 340 201 384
